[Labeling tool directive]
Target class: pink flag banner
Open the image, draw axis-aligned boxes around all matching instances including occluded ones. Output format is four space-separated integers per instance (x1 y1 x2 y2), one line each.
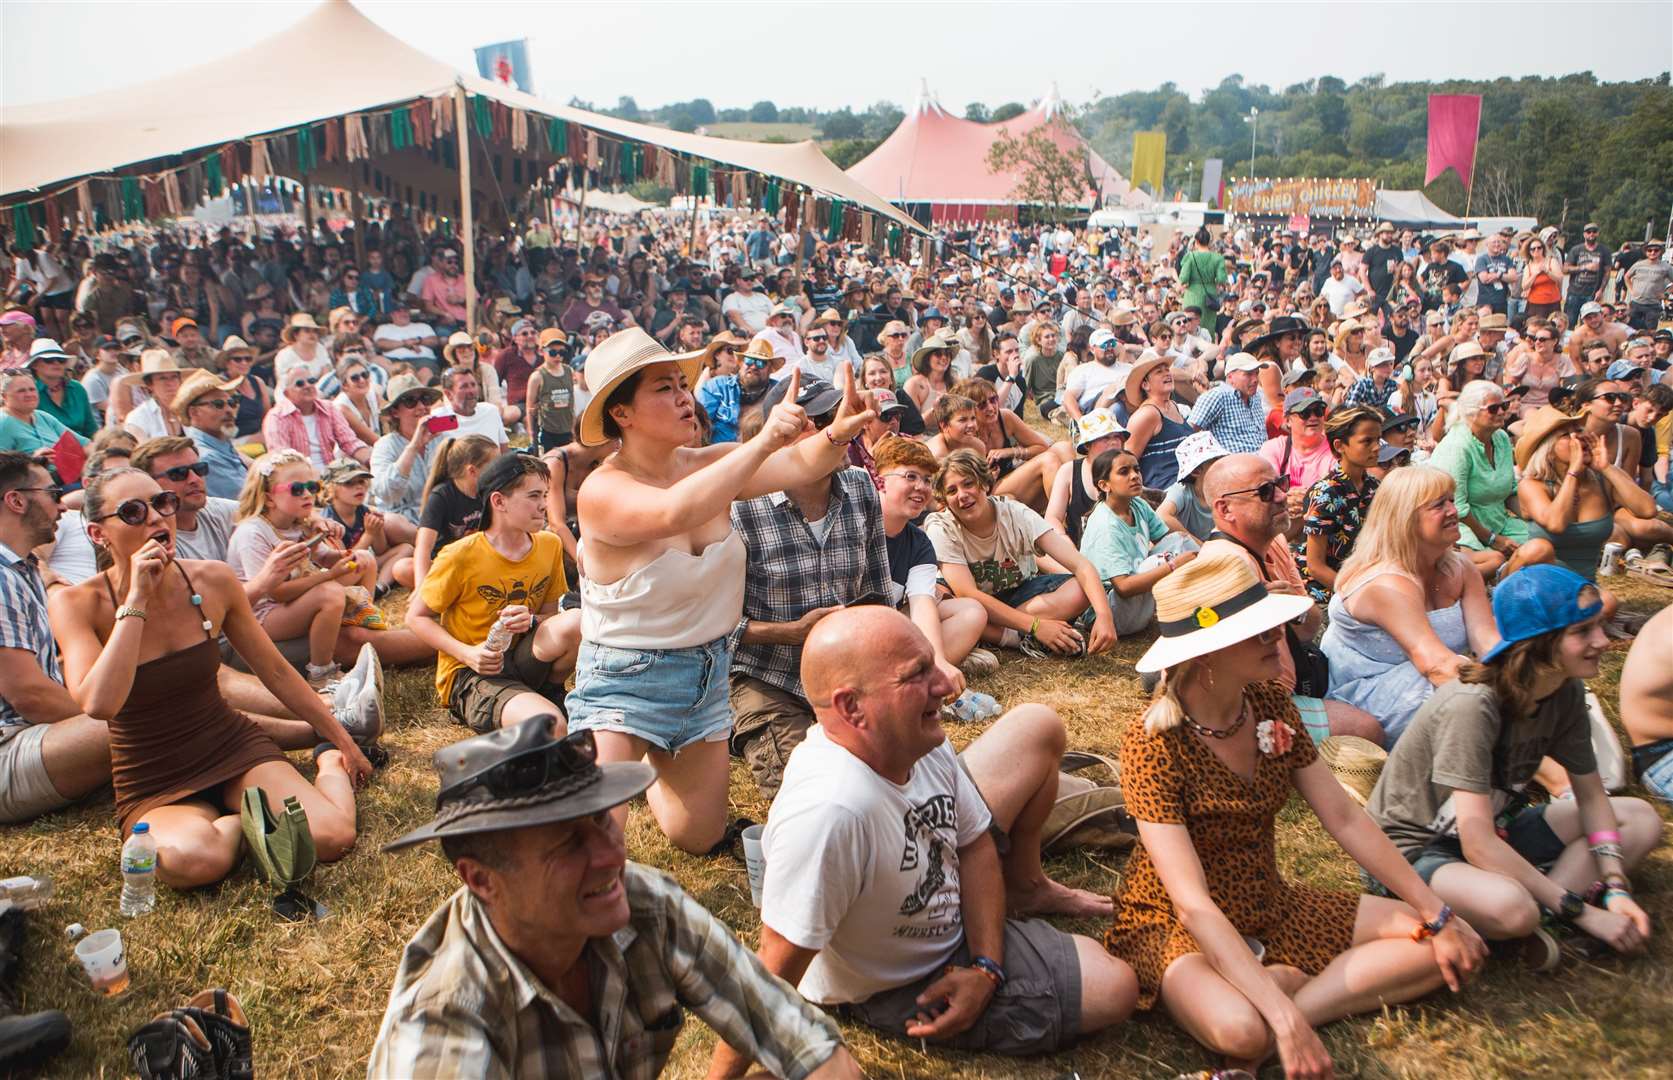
1426 94 1482 191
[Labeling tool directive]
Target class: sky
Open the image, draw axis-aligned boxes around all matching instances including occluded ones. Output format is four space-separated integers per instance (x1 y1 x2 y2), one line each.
4 0 1670 113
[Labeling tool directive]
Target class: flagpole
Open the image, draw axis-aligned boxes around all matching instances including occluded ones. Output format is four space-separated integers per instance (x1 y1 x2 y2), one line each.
1464 98 1482 220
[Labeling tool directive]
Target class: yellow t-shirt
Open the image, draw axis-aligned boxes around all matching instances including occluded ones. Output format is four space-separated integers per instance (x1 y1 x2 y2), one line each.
421 530 568 702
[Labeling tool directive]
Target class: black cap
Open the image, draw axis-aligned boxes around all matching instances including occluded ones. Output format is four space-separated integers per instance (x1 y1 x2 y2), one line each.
1382 411 1420 434
476 451 546 529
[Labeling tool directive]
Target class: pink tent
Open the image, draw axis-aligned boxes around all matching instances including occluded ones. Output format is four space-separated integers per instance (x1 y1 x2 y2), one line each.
847 83 1145 222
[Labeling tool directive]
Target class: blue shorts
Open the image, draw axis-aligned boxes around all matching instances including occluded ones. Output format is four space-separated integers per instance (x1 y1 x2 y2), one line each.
997 572 1073 608
1634 738 1673 802
1364 805 1567 894
566 637 733 754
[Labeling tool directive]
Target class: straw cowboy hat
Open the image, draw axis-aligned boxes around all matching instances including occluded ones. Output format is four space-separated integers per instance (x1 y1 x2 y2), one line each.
699 331 748 369
813 307 846 327
384 718 653 852
442 331 477 366
910 334 957 369
138 349 185 377
739 337 779 368
1124 354 1171 409
1514 405 1586 470
280 312 322 343
578 327 703 447
172 368 244 413
1318 736 1387 807
1135 551 1313 673
1448 341 1487 370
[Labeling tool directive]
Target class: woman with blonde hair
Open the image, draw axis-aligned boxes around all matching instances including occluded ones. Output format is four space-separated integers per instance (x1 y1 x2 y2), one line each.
1516 406 1656 613
1331 319 1369 381
1105 551 1485 1077
1320 466 1501 745
1430 380 1556 581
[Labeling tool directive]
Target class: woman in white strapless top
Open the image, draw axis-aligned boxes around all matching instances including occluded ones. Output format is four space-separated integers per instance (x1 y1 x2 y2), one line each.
570 329 875 853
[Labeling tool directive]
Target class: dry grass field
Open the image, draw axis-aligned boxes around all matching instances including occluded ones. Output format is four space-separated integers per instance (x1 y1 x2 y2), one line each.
701 121 818 143
5 579 1670 1078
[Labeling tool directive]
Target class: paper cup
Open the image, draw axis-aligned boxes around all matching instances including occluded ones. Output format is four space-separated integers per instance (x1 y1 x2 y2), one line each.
74 928 129 995
741 824 766 908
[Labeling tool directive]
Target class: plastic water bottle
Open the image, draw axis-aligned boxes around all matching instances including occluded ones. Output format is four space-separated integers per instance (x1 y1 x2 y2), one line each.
483 613 513 654
0 875 53 911
120 823 157 917
946 690 1002 724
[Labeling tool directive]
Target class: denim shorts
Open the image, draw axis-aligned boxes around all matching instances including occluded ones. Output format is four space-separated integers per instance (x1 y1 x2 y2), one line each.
1634 738 1673 801
1363 805 1567 894
997 572 1073 608
566 636 733 753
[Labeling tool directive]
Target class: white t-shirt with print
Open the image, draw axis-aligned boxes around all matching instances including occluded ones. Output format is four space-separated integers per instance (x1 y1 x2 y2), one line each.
923 496 1053 598
761 727 991 1005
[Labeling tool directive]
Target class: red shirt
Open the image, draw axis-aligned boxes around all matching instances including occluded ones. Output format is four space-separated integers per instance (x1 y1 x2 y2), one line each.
493 346 539 404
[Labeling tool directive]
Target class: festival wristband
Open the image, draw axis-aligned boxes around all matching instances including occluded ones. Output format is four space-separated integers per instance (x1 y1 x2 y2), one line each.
969 956 1007 989
1411 904 1454 942
1590 842 1624 861
1587 829 1621 846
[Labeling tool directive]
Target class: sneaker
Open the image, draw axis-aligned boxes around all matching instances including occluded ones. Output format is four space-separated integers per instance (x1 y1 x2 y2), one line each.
960 648 999 678
333 644 384 748
1018 632 1056 660
1499 926 1563 972
306 662 342 693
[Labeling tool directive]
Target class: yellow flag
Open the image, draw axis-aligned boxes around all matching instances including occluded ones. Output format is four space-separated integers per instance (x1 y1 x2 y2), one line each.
1131 132 1166 195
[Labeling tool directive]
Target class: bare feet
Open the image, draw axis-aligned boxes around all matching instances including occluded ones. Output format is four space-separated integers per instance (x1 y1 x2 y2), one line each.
1008 878 1114 918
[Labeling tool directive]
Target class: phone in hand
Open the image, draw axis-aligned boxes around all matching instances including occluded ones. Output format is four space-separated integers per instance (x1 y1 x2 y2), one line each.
300 527 331 549
425 414 460 434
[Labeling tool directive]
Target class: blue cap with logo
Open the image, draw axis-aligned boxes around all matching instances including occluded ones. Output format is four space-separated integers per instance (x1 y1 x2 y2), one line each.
1481 564 1602 663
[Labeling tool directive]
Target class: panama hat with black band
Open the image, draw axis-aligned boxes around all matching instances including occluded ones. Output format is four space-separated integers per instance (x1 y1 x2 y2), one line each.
384 717 653 852
1135 551 1313 674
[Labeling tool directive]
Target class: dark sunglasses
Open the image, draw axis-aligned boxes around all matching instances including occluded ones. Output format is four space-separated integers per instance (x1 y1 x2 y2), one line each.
194 397 234 410
156 461 210 482
1590 391 1632 404
441 728 598 801
805 333 828 343
97 490 179 526
290 377 319 388
1223 478 1290 502
120 335 144 346
1482 401 1509 415
10 485 64 503
543 345 568 357
741 355 770 368
1532 335 1555 343
346 371 370 383
1293 404 1328 420
278 480 322 497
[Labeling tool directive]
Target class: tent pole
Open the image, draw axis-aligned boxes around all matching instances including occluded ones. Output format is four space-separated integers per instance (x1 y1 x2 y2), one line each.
351 169 366 269
453 86 477 329
688 190 699 260
1464 103 1482 219
301 174 312 240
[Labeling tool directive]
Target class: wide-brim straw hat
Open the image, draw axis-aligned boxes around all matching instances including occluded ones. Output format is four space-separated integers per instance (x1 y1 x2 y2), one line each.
1124 355 1171 409
578 327 703 447
911 334 956 368
1135 551 1313 673
442 331 476 366
138 348 185 377
173 368 244 413
699 331 748 369
215 335 256 363
1514 405 1585 470
1318 735 1387 807
281 312 322 343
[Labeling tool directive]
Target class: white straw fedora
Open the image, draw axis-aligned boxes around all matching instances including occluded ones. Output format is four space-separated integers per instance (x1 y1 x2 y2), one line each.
1135 551 1313 673
578 327 703 447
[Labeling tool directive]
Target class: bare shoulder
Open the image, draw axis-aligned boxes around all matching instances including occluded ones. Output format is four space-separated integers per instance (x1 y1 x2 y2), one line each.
178 558 241 596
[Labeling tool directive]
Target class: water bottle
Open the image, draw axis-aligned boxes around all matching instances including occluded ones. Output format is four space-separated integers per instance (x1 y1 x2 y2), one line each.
946 690 1002 724
120 823 157 917
483 613 513 654
0 875 53 911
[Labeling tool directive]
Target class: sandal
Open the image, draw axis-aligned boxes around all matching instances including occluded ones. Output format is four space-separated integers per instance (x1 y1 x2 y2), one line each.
173 989 252 1080
128 1012 215 1080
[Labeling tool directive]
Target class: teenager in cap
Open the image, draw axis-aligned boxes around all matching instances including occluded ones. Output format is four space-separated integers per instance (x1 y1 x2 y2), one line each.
1105 552 1485 1076
372 717 857 1078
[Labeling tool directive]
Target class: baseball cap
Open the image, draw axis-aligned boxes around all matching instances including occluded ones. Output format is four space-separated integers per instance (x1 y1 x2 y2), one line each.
1579 301 1604 318
1367 347 1396 369
322 459 374 486
1480 564 1602 663
762 373 842 418
1224 352 1263 374
1089 329 1117 350
1378 441 1410 465
1606 359 1643 381
1284 388 1324 414
871 388 909 416
1281 366 1317 388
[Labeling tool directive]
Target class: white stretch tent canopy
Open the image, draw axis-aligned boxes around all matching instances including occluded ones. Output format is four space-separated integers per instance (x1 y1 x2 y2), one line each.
0 0 925 235
1374 190 1467 228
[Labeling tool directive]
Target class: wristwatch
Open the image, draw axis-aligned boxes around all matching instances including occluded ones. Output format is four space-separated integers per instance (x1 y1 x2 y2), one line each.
1548 889 1585 922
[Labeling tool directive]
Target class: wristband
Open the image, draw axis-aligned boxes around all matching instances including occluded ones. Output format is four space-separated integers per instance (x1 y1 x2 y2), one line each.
1603 887 1632 905
823 428 853 448
969 955 1007 989
1028 617 1040 639
1547 890 1585 923
1587 829 1621 846
1411 904 1454 942
1590 842 1623 862
1602 872 1631 892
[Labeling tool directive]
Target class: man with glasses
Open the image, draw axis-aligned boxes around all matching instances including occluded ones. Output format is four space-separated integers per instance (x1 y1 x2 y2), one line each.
794 320 842 384
1197 453 1384 744
1062 329 1130 420
0 451 109 825
1564 224 1612 326
371 716 856 1080
729 374 892 800
175 368 250 498
262 363 371 469
419 248 469 332
697 337 777 443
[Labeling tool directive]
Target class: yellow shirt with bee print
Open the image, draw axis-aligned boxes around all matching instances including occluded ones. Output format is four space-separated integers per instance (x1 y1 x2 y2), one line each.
421 530 567 702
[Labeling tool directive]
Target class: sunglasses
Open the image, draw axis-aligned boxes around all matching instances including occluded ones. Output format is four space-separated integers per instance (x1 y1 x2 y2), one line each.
277 480 322 497
10 485 64 503
120 335 144 346
97 489 179 526
741 356 770 368
1590 391 1632 404
1532 335 1555 343
156 461 211 482
290 377 319 388
544 345 568 357
346 371 369 383
1293 404 1328 420
885 331 908 339
1222 478 1290 502
1482 401 1509 415
441 728 598 801
805 333 828 343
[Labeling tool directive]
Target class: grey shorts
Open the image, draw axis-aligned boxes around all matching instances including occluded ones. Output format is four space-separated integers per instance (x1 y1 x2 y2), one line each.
0 724 71 824
839 917 1082 1055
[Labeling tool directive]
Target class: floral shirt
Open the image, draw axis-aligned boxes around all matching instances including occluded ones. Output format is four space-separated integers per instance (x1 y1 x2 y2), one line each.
1296 465 1379 603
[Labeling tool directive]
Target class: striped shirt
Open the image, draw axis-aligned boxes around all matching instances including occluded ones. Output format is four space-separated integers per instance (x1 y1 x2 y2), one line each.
0 541 61 729
367 864 842 1080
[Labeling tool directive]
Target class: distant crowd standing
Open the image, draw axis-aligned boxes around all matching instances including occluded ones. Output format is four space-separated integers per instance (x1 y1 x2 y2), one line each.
0 204 1669 1079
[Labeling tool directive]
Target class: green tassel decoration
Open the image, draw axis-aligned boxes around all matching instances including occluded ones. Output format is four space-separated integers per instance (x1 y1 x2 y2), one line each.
887 224 902 258
826 198 846 242
10 205 35 250
764 180 781 216
548 119 567 156
205 154 224 197
391 107 412 150
692 164 709 199
296 125 317 174
121 177 144 221
472 95 493 138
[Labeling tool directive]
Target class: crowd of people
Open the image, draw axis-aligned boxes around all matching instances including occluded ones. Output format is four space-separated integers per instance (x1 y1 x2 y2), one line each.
1 204 1670 1079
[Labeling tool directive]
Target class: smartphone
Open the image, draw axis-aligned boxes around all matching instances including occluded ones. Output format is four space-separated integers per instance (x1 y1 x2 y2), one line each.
848 593 891 608
425 414 460 434
300 527 330 549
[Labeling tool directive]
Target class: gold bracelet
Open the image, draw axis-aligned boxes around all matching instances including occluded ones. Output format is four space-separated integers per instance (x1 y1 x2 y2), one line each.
115 605 147 622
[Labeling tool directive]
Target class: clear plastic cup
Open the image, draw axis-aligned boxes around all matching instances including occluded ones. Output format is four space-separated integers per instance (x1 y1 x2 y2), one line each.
74 928 129 995
741 824 766 908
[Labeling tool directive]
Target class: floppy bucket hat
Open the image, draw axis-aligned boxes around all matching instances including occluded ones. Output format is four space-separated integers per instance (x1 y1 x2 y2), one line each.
577 327 704 446
1073 408 1128 451
386 718 653 851
280 312 321 343
1173 430 1229 481
1135 551 1313 673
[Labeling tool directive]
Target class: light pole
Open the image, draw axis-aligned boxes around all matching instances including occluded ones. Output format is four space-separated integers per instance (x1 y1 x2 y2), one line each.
1246 106 1260 176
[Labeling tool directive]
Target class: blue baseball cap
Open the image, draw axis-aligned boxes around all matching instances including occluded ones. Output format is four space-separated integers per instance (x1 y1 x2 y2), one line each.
1605 359 1643 382
1481 564 1603 663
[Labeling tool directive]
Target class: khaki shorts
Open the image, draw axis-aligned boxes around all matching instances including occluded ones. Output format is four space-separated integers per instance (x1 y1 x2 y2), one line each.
729 675 815 800
0 724 71 824
447 629 566 735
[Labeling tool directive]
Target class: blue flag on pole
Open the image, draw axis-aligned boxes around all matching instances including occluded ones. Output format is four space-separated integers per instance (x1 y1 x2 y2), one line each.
474 39 532 94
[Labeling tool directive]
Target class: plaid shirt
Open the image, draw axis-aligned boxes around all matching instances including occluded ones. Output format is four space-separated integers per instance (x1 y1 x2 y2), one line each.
1188 382 1268 454
730 468 890 699
368 864 842 1080
0 541 60 729
1342 374 1397 410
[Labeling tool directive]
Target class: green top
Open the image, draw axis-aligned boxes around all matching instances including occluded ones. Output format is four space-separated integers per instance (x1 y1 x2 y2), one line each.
1178 248 1227 317
1428 423 1529 549
34 376 99 439
0 407 86 454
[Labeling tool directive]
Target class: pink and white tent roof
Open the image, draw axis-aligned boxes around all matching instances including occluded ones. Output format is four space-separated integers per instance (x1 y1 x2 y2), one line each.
847 83 1147 209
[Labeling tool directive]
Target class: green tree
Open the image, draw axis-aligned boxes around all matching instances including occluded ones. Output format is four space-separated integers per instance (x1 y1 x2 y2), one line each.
749 100 779 123
825 138 883 170
820 109 864 139
991 101 1027 123
965 102 990 122
687 98 716 125
613 96 642 122
986 125 1090 223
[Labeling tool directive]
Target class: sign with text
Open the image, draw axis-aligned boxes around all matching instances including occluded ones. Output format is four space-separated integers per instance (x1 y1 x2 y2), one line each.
1227 177 1376 219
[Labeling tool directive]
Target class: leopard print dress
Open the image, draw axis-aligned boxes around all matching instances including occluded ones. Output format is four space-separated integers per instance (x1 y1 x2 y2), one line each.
1104 680 1359 1009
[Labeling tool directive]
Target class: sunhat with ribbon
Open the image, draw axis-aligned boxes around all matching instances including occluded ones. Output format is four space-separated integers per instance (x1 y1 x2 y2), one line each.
1135 551 1313 673
578 327 703 446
